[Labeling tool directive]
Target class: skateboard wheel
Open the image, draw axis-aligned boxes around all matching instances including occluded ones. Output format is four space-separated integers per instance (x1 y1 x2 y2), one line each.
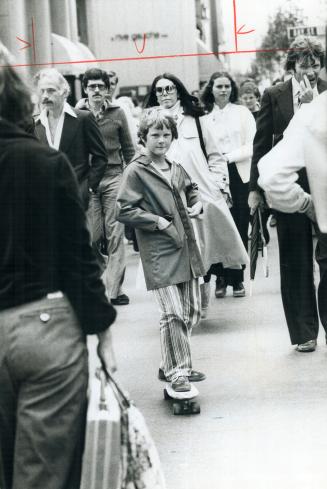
163 389 170 400
191 402 200 414
173 403 182 415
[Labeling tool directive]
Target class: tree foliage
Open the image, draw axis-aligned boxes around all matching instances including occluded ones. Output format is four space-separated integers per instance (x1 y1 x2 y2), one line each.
247 2 305 82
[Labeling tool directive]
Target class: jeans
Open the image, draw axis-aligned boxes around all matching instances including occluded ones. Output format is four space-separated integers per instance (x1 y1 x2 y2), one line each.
88 171 126 299
0 294 88 489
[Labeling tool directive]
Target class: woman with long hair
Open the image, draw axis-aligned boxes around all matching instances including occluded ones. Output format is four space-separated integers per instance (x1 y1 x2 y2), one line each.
145 73 248 317
201 71 256 297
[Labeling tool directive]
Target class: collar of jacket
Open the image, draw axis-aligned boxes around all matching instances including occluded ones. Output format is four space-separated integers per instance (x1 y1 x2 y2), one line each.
131 152 175 167
80 97 120 112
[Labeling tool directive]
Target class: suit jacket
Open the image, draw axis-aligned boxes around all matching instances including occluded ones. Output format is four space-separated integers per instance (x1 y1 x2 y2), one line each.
35 107 108 207
250 77 327 192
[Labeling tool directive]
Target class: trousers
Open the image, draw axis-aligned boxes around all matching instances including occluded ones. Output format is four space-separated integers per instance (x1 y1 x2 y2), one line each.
0 295 88 489
88 171 126 299
153 278 201 381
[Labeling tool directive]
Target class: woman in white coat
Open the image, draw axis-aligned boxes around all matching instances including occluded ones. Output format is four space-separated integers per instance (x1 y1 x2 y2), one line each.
201 72 256 298
145 73 248 316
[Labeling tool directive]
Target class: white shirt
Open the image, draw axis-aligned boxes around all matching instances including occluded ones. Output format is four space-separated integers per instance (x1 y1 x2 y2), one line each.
258 91 327 231
203 103 256 183
38 102 77 150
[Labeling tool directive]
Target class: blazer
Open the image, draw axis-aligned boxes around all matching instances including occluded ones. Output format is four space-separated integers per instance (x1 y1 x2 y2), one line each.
116 153 205 290
250 77 327 192
35 107 108 207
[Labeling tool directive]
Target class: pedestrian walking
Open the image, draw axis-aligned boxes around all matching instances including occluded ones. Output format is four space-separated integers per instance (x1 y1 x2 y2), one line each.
0 42 116 489
145 73 248 318
201 71 256 298
248 35 327 352
116 108 206 391
33 68 108 211
77 68 135 305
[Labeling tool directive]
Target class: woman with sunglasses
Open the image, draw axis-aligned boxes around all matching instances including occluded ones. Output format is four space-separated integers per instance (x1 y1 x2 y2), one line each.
201 72 256 298
145 73 248 318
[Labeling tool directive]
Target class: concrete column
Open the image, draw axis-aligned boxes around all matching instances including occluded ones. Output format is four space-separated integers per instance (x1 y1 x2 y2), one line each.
28 0 52 71
68 0 79 42
0 0 28 66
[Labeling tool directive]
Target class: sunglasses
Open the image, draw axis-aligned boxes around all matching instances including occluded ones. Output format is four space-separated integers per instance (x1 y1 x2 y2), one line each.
155 85 177 95
87 83 107 91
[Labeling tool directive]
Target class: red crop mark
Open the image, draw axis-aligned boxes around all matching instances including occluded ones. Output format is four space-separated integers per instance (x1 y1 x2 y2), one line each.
134 33 146 54
233 0 255 52
16 17 36 63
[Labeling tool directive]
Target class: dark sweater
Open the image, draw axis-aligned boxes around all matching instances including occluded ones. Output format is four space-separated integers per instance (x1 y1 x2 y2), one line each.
0 119 116 334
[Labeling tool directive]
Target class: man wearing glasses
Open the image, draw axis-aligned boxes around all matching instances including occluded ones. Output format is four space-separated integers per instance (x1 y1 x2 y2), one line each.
248 36 327 353
77 69 135 306
34 68 108 211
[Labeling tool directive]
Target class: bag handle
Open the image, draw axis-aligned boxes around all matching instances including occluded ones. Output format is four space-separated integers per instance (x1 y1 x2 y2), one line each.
98 359 131 410
195 117 208 161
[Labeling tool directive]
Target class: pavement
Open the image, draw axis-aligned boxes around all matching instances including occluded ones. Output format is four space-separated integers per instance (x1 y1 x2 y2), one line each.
88 227 327 489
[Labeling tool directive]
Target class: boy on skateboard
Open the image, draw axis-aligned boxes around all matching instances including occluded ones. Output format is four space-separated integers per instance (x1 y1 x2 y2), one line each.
116 108 206 393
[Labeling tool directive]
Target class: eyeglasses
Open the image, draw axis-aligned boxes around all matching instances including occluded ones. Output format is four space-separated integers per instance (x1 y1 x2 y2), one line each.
214 84 231 89
87 83 107 91
155 85 177 95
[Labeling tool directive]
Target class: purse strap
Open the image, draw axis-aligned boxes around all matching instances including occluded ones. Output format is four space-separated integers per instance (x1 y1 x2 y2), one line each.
195 117 208 162
99 360 131 410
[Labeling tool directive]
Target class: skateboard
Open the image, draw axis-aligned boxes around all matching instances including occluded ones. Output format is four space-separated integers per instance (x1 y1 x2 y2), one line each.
164 383 200 415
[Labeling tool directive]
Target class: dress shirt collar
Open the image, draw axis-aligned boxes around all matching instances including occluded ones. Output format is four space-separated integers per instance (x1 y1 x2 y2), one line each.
37 102 77 149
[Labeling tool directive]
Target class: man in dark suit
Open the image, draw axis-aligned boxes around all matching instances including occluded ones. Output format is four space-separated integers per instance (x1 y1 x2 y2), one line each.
34 68 108 210
248 36 327 352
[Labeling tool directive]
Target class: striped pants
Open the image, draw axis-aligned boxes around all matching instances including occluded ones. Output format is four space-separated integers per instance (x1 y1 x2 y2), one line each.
153 278 201 382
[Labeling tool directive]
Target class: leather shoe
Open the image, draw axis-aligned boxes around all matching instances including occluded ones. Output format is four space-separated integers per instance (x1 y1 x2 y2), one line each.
158 368 206 382
296 339 317 352
233 283 245 298
111 294 130 306
215 278 226 298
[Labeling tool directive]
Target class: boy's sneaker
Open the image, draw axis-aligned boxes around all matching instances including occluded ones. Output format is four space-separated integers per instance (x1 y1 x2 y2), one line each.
171 376 191 392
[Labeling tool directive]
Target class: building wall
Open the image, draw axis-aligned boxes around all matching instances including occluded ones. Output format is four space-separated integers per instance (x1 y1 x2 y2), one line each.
85 0 200 93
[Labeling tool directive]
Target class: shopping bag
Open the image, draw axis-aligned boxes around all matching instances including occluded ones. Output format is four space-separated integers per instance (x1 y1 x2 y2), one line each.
102 366 167 489
80 369 121 489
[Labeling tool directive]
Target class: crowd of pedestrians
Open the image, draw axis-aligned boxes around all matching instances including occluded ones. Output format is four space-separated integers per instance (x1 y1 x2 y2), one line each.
0 31 326 489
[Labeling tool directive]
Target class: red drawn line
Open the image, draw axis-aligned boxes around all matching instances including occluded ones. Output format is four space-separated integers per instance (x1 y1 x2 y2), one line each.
16 37 31 51
1 47 306 69
237 24 255 36
233 0 238 52
32 17 36 63
134 33 146 54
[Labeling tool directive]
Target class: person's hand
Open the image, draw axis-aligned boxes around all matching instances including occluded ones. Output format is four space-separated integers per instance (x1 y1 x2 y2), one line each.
187 201 203 218
299 75 314 104
157 216 171 230
97 328 117 374
248 190 265 215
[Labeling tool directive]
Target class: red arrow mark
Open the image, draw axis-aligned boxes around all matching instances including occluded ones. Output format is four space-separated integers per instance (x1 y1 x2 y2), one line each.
233 0 255 52
16 17 36 62
236 24 255 36
133 33 146 54
16 37 32 50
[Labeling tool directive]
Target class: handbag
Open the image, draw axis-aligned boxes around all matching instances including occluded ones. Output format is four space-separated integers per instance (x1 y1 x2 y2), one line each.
101 364 167 489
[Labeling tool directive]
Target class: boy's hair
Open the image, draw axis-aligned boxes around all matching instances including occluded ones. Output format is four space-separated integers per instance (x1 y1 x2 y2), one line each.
138 108 178 144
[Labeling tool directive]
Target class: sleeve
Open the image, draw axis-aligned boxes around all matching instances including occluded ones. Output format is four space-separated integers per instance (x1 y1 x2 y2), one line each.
225 107 256 163
84 112 108 191
55 153 116 334
115 165 160 230
257 115 308 213
249 89 274 191
180 166 202 208
201 116 229 189
119 109 136 164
